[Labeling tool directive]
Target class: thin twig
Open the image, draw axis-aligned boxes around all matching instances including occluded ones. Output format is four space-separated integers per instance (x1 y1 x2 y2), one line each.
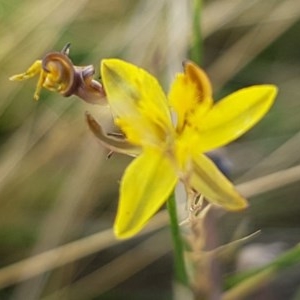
42 229 171 300
236 164 300 198
0 211 168 289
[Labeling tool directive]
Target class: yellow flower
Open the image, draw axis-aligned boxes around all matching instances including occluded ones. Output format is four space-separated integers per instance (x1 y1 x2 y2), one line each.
89 59 277 239
10 49 278 239
9 44 106 104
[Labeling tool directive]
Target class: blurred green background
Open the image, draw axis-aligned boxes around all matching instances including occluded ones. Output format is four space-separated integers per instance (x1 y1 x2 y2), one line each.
0 0 300 299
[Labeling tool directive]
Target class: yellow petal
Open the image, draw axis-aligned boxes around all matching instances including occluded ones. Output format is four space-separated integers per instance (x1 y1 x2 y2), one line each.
190 85 278 152
9 60 45 100
9 60 42 82
184 61 212 98
168 61 213 131
189 153 248 210
101 59 173 147
114 147 177 239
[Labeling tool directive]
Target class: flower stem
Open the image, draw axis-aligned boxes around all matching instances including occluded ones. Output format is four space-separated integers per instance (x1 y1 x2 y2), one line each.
167 192 188 286
167 0 202 290
190 0 202 65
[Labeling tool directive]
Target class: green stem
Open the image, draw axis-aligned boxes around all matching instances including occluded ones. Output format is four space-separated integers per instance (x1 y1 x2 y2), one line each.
166 0 203 290
167 192 188 285
190 0 202 65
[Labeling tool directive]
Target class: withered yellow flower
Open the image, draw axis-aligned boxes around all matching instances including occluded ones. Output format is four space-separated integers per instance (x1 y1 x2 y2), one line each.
93 59 277 239
9 44 106 104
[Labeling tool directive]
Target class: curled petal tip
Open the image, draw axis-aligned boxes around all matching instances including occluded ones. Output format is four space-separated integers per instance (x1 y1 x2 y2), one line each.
33 94 40 101
9 75 17 81
9 74 29 81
